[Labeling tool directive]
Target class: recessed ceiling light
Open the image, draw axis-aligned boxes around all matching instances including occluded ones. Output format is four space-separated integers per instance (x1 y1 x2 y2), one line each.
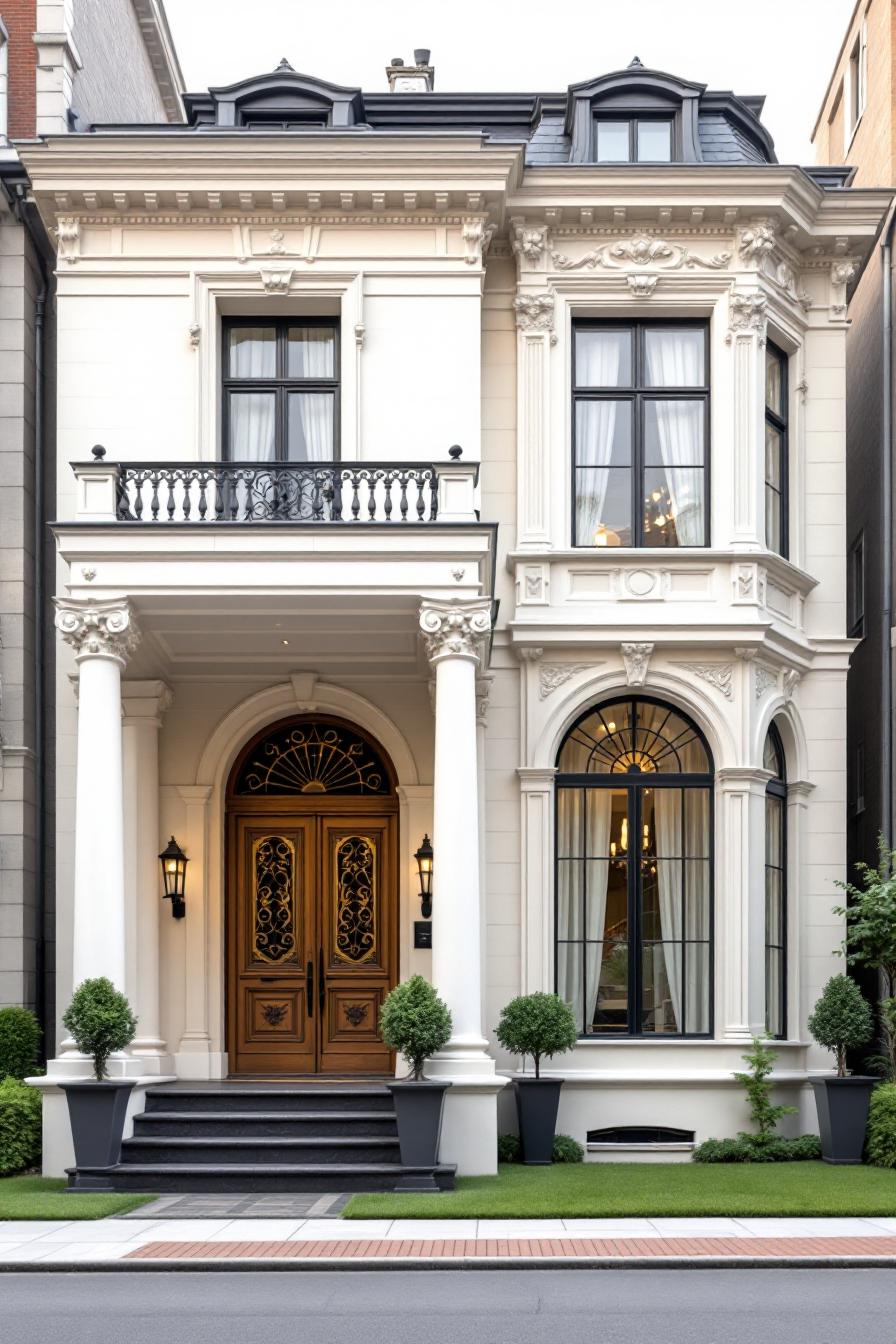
281 638 289 646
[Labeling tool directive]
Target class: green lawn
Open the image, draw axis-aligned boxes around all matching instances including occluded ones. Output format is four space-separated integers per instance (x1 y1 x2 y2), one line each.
0 1175 154 1221
343 1162 896 1220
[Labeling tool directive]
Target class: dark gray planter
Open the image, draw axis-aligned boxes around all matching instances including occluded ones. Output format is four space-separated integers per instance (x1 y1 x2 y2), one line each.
387 1080 450 1174
59 1079 135 1191
811 1076 877 1164
515 1077 562 1165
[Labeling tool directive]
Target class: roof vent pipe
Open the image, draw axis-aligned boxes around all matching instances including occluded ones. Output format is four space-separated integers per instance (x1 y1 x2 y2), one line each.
386 51 434 92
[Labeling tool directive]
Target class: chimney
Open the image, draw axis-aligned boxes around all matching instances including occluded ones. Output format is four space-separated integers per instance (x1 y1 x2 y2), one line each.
386 50 434 93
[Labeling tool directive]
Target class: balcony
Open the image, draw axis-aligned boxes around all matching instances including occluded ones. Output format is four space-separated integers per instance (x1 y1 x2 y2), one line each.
71 449 478 526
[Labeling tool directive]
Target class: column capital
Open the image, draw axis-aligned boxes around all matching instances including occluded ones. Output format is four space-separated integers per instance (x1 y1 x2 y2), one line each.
419 599 491 666
55 598 140 666
716 765 774 792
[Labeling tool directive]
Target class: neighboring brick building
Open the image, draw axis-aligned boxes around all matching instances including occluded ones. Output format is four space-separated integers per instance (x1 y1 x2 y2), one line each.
0 1 182 1034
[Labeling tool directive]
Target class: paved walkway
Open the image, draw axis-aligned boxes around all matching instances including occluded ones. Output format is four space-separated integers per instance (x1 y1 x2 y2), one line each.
3 1216 896 1266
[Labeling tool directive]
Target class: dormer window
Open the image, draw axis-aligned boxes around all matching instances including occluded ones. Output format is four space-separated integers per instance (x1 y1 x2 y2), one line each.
595 117 674 163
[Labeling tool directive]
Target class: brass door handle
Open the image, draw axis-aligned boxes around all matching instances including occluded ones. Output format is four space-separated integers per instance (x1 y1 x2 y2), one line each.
318 947 325 1015
306 959 314 1017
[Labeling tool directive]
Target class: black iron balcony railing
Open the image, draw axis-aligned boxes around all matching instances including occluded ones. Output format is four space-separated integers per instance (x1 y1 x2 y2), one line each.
114 460 441 523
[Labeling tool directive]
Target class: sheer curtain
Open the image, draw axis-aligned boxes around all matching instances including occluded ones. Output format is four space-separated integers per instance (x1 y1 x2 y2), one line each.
229 332 276 520
654 788 709 1031
557 790 612 1031
585 791 612 1028
289 330 334 463
576 334 620 544
644 331 704 546
654 789 683 1028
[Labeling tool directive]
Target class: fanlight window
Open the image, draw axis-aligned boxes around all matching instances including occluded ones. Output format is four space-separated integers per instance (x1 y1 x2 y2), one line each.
233 719 392 796
557 699 710 775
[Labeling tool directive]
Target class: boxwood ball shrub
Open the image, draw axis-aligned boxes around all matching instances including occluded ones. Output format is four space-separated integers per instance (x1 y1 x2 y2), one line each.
807 973 874 1077
866 1083 896 1169
0 1005 41 1080
379 975 452 1080
0 1076 42 1175
61 978 137 1081
495 992 578 1078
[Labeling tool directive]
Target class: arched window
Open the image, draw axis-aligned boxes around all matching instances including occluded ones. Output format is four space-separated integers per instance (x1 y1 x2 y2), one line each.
764 725 787 1038
556 696 713 1038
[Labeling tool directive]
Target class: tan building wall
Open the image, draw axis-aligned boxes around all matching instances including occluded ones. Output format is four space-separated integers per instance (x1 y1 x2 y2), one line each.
813 0 896 186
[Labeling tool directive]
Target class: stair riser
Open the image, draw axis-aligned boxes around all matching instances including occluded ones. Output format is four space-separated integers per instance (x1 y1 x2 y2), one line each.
133 1118 398 1139
120 1142 402 1165
97 1170 439 1194
144 1092 394 1116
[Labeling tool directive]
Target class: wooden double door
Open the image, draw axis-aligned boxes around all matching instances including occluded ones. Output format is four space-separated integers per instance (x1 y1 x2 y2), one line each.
227 803 397 1075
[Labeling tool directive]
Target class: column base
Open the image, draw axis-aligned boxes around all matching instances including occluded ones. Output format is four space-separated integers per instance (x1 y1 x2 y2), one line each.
44 1050 156 1081
425 1037 497 1080
129 1038 175 1076
175 1035 227 1080
424 1042 508 1175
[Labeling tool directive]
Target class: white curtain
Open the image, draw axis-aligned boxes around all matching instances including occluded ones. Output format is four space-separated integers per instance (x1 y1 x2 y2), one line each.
654 788 710 1032
230 330 275 460
585 791 612 1027
576 333 621 544
289 329 333 463
654 790 683 1030
644 331 704 546
557 790 612 1031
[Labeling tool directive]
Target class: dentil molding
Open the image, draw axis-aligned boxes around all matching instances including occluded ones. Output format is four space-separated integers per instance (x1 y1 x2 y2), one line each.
419 600 492 664
54 599 141 664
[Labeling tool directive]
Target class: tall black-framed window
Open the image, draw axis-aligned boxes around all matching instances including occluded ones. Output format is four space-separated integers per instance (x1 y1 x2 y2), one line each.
848 531 865 638
555 696 714 1038
764 342 788 557
593 117 675 163
572 321 709 549
222 317 339 461
764 724 787 1039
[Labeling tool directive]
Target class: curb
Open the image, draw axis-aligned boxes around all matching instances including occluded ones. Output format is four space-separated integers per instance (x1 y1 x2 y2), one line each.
4 1254 896 1272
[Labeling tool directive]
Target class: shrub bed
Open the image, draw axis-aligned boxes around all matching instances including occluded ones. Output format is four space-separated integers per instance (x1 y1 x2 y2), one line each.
867 1083 896 1169
0 1006 41 1081
497 1133 584 1164
693 1134 821 1163
0 1077 42 1175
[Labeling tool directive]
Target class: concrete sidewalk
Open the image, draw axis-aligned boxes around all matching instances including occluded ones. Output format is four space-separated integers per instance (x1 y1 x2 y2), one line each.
3 1215 896 1267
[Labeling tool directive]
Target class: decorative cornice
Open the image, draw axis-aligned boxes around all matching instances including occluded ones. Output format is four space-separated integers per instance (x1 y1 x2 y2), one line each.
514 291 555 332
54 598 140 665
550 234 731 273
419 599 492 665
539 663 591 699
621 642 653 687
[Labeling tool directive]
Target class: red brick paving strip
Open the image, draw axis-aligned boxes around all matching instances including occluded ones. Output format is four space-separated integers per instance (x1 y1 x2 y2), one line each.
125 1235 896 1262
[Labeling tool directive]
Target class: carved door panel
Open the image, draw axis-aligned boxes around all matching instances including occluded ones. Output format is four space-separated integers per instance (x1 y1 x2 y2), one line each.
318 816 396 1074
230 817 317 1074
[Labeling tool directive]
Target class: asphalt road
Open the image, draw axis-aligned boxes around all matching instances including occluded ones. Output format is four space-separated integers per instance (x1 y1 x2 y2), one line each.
4 1269 896 1344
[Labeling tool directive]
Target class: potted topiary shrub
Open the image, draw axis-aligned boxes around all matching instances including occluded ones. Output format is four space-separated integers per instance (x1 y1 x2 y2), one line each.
808 973 875 1163
379 975 452 1175
59 977 137 1190
495 992 578 1165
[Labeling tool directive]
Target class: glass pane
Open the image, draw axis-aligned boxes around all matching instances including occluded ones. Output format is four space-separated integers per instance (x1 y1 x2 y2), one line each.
643 466 705 547
685 943 710 1033
229 326 276 378
586 860 614 936
763 730 783 777
766 946 784 1037
556 862 583 940
765 796 783 866
685 789 710 856
557 788 584 857
229 392 275 460
765 868 783 945
765 424 783 488
558 702 634 774
557 943 584 1032
576 399 632 465
595 121 630 162
287 392 334 461
686 860 711 940
642 943 681 1033
576 330 632 387
592 941 629 1032
575 467 632 547
637 120 672 162
641 860 662 940
586 789 622 857
766 348 784 415
635 704 710 774
287 326 336 378
644 329 705 387
644 400 704 465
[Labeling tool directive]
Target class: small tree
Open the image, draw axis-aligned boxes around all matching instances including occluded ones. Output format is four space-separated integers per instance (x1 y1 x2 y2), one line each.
379 975 452 1081
495 992 577 1079
808 974 874 1077
61 978 137 1081
733 1036 796 1149
834 835 896 1080
0 1006 41 1080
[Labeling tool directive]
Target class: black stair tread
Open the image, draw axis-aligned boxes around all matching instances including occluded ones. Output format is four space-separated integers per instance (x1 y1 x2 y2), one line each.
147 1086 392 1097
136 1110 396 1122
79 1162 453 1175
124 1136 399 1148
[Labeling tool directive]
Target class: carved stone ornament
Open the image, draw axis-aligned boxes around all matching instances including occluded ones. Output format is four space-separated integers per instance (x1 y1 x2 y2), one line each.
627 274 658 298
550 234 731 273
512 221 549 264
830 260 858 318
783 668 801 701
55 216 80 264
774 261 812 312
188 323 201 349
539 663 591 700
517 646 544 663
462 217 495 266
727 289 767 342
621 642 653 687
54 599 141 664
754 665 778 700
419 600 492 664
514 292 555 333
476 673 494 725
678 662 734 700
259 267 294 293
738 219 776 264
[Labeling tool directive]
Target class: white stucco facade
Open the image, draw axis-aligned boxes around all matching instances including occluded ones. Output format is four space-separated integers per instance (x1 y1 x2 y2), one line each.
19 70 892 1177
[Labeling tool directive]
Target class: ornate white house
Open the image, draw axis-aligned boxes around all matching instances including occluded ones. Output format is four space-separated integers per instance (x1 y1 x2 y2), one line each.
19 55 892 1181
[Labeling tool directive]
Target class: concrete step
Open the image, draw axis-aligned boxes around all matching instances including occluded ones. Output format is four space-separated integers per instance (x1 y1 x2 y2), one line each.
143 1085 395 1115
120 1135 402 1165
73 1162 456 1194
132 1110 398 1139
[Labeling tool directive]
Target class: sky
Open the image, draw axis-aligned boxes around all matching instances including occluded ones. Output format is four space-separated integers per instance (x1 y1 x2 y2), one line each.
162 0 856 164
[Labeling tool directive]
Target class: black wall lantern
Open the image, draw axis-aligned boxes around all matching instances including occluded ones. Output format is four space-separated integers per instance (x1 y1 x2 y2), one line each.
159 836 188 919
415 834 434 919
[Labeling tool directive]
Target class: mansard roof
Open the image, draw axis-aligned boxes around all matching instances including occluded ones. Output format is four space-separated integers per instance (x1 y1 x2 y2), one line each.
95 57 778 166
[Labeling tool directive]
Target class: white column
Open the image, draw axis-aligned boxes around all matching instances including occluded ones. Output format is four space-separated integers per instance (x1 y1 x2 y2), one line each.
55 599 139 995
122 680 173 1073
419 600 506 1175
175 784 215 1078
726 287 767 549
518 766 557 995
717 766 771 1040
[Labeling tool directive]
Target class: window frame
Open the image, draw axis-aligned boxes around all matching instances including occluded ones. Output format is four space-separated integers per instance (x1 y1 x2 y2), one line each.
571 319 711 550
593 115 677 163
764 340 789 558
764 724 787 1040
848 531 865 638
221 316 341 461
554 695 715 1040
